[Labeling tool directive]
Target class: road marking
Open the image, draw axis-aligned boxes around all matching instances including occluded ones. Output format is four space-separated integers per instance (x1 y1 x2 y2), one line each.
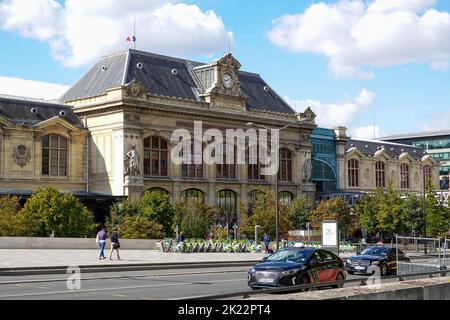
37 286 50 289
112 294 128 298
141 297 157 300
14 284 29 287
0 278 244 299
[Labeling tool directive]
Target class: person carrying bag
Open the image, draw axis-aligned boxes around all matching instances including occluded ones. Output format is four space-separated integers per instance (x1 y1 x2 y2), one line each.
109 227 121 260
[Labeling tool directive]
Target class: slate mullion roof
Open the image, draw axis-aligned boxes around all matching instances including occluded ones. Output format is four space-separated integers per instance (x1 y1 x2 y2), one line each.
346 138 427 160
61 49 296 115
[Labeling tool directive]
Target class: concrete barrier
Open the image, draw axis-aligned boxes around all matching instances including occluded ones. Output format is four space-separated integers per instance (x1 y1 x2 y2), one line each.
246 276 450 300
0 237 158 250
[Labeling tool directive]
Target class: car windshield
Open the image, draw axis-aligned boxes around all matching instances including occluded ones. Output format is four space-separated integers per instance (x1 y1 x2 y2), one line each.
360 247 390 256
265 250 310 263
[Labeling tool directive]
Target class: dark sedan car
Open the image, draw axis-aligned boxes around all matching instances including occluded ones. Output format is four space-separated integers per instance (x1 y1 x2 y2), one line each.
248 247 346 290
346 246 410 276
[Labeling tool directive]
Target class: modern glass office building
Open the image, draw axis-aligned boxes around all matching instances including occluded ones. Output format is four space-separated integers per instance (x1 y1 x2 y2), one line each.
381 130 450 189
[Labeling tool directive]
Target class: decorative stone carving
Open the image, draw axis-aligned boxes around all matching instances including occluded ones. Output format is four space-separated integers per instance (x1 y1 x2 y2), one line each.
125 79 146 98
12 144 31 167
124 145 140 176
297 107 316 124
301 158 312 182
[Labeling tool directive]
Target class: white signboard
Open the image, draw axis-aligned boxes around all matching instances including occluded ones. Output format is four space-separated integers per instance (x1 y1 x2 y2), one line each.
322 221 338 246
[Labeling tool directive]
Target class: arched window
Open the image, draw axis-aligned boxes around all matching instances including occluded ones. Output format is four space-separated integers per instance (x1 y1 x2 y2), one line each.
375 161 385 188
42 134 67 176
247 146 265 181
400 163 409 189
144 136 168 177
182 188 205 204
182 140 203 178
423 165 432 184
216 144 236 180
279 191 294 207
216 189 237 223
278 148 292 182
348 159 359 187
146 187 169 196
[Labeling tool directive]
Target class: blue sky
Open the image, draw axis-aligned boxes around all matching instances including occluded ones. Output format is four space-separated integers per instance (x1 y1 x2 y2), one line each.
0 0 449 138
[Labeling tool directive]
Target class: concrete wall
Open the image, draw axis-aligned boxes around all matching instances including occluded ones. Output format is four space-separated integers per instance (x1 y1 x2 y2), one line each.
248 276 450 300
0 237 158 250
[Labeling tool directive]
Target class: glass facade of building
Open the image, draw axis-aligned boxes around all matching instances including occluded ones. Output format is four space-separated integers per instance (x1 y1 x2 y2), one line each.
311 128 337 193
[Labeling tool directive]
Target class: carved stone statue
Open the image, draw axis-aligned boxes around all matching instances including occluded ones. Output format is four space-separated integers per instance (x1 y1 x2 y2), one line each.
125 145 140 176
301 158 312 182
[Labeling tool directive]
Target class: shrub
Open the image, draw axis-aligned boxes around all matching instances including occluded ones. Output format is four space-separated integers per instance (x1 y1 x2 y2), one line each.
119 215 165 239
20 187 96 237
287 195 313 229
172 200 216 239
0 196 25 236
139 191 174 234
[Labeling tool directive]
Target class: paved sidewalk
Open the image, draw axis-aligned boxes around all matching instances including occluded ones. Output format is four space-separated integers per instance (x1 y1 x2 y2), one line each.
0 249 354 270
0 249 266 269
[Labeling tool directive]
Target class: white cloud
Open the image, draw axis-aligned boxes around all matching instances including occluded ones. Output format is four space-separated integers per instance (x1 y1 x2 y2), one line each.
420 112 450 131
268 0 450 79
0 0 229 67
286 88 376 129
0 76 70 100
350 125 386 140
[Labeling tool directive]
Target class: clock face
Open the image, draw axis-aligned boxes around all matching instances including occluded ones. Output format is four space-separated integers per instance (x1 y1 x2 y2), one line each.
223 73 233 89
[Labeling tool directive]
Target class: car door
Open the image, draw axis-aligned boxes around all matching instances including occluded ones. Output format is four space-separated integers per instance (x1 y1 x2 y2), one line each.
308 251 326 284
318 250 339 282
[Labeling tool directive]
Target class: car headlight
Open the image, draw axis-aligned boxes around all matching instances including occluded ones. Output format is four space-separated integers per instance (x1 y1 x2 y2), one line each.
346 259 352 264
249 267 256 273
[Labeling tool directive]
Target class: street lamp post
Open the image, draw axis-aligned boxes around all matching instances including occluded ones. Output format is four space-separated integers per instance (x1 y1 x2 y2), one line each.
421 163 427 255
247 118 308 251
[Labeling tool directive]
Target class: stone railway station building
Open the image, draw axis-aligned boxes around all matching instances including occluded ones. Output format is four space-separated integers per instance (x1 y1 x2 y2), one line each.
0 49 441 222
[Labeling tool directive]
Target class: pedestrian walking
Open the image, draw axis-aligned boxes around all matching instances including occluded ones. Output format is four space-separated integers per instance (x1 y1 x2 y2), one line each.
263 233 270 254
177 231 185 243
109 227 121 260
96 226 107 260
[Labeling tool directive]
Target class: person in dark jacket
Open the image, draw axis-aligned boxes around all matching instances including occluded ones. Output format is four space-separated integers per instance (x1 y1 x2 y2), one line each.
177 231 185 243
263 233 270 254
109 227 121 260
96 226 107 260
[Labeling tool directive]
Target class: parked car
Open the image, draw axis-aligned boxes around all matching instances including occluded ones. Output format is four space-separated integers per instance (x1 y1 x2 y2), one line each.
247 247 346 290
346 245 410 276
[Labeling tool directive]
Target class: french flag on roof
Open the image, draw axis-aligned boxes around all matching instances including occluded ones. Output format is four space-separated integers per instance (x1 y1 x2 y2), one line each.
126 35 136 42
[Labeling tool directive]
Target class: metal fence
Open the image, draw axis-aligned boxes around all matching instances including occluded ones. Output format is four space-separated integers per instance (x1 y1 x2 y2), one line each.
395 236 445 277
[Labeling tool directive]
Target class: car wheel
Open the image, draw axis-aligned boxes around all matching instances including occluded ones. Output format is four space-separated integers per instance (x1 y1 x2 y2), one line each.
333 273 345 289
380 263 388 276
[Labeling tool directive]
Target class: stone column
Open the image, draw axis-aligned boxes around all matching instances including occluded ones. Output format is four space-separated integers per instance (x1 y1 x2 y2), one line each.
334 127 349 191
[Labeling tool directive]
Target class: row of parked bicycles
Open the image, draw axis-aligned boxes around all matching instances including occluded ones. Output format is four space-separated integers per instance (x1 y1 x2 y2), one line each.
155 239 358 253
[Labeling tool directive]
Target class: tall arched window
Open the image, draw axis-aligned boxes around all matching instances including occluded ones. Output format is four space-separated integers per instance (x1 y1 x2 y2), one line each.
278 148 292 182
216 189 237 223
423 165 432 185
247 190 262 214
400 163 409 189
182 140 203 178
144 136 168 177
348 159 359 187
216 144 236 180
247 146 265 181
375 161 385 188
42 134 67 176
182 188 205 204
279 191 294 207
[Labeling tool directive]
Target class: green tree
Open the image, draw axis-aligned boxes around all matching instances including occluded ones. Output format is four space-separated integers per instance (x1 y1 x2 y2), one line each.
21 187 96 237
377 184 407 239
356 188 383 235
139 191 174 234
312 197 355 236
0 196 26 236
119 215 165 239
425 185 450 237
287 195 312 229
172 200 216 239
106 200 140 231
402 193 425 236
239 191 289 240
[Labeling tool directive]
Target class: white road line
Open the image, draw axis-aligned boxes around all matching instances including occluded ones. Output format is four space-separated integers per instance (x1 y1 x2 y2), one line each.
0 278 244 299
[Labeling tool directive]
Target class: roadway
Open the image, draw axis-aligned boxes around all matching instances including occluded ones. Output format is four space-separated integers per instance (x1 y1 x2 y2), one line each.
0 265 381 300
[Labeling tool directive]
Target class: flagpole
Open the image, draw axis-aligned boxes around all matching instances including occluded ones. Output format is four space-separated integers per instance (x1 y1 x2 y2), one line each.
133 15 136 50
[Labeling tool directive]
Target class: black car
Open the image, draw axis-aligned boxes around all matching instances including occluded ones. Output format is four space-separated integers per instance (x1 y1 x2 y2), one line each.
346 246 410 276
248 247 346 290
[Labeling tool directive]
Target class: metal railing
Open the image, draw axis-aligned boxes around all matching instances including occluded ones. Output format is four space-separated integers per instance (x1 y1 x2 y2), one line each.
181 269 449 300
